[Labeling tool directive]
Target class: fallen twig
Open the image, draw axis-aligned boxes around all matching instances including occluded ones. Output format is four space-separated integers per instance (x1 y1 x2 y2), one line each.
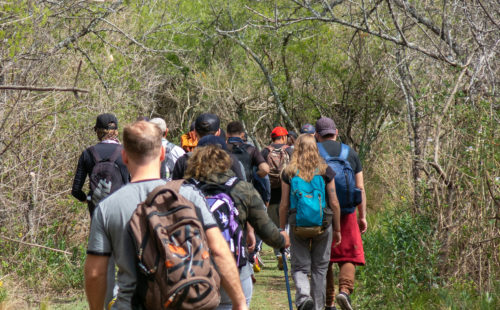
0 235 72 256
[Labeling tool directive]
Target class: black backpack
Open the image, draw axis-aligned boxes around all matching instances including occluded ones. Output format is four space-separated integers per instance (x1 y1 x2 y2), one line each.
88 145 124 206
190 177 247 269
229 143 252 182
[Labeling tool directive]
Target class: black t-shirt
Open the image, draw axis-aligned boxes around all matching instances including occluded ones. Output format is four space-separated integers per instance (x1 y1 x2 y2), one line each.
261 144 294 205
227 142 266 167
318 140 362 174
71 142 129 202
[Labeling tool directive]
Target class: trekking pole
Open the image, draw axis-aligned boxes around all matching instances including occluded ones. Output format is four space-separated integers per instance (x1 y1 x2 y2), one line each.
281 249 293 310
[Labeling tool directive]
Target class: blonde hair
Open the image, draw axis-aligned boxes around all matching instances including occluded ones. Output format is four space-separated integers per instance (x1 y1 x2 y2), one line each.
284 134 327 182
184 145 231 179
123 121 162 164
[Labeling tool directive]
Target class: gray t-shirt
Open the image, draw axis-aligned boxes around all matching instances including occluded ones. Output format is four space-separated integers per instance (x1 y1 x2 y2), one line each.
87 179 217 309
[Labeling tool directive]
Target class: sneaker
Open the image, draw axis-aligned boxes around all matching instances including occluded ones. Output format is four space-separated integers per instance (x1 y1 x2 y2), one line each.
335 292 353 310
298 298 314 310
277 255 284 270
253 260 261 273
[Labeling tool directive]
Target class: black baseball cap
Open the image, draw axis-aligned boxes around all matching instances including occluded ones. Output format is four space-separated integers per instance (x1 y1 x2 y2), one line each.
94 113 118 130
195 113 220 135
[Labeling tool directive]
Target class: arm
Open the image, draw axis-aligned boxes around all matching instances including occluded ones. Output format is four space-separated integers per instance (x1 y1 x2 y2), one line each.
326 180 342 247
242 184 289 250
256 162 269 178
277 181 290 248
279 181 290 229
246 223 256 253
71 152 88 201
205 227 248 310
84 254 110 310
355 172 367 234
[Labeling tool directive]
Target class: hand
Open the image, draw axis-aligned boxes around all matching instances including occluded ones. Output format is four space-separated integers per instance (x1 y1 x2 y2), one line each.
232 303 249 310
246 231 256 253
358 217 367 234
332 231 341 248
280 230 290 249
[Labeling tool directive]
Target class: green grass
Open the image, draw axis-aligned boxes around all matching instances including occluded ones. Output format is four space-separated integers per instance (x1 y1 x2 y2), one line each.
251 245 295 309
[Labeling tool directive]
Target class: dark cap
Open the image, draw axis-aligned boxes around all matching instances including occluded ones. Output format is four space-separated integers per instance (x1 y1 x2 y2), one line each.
95 113 118 130
195 113 220 135
315 117 336 136
288 131 298 139
271 126 288 138
300 123 315 134
197 135 227 150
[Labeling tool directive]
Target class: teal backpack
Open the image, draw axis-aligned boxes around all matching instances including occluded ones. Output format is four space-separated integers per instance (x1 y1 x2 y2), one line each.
290 172 326 227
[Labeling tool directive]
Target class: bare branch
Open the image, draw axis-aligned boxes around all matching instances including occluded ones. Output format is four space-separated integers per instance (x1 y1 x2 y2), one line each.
0 85 88 93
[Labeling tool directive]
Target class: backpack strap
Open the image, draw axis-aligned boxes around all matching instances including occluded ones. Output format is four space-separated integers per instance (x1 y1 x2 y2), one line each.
89 146 102 162
316 143 331 161
144 179 184 206
109 146 122 162
339 143 349 160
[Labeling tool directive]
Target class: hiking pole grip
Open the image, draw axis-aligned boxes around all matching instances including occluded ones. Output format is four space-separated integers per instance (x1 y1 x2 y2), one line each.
281 250 293 310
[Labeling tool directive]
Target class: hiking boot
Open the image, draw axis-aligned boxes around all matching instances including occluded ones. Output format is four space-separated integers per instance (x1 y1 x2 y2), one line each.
335 292 353 310
277 255 284 270
298 298 314 310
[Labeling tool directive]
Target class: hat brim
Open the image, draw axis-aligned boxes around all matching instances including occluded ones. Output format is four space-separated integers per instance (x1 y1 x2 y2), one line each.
318 129 336 136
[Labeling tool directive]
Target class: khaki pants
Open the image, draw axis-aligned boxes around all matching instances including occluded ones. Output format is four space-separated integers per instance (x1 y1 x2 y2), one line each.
326 262 355 305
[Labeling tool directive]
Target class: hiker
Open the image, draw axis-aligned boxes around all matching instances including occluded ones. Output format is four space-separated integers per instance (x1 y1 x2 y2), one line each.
84 121 247 310
71 113 129 218
279 134 341 310
183 143 290 309
300 123 315 135
287 131 298 148
180 121 198 152
261 126 294 269
172 113 245 181
314 117 367 310
226 121 269 183
226 121 270 275
149 117 185 180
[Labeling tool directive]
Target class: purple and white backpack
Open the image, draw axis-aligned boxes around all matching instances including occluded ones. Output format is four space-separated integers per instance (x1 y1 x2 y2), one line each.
189 177 247 268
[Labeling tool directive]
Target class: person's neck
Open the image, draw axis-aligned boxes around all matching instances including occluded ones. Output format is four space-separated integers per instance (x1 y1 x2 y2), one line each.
128 164 161 183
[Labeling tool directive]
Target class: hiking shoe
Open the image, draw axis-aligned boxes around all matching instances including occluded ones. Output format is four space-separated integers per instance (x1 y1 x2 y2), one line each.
335 292 353 310
298 298 314 310
277 255 284 270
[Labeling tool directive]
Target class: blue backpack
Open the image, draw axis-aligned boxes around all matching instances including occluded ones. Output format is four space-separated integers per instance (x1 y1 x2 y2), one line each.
290 173 326 227
317 143 362 214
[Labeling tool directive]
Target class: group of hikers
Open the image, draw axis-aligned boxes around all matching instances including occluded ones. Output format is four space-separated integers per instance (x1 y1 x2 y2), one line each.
71 112 367 310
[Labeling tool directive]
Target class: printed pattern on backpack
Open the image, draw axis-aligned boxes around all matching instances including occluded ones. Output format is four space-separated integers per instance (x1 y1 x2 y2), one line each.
317 143 362 214
128 180 220 310
88 146 124 206
265 145 290 188
191 177 247 269
290 174 326 227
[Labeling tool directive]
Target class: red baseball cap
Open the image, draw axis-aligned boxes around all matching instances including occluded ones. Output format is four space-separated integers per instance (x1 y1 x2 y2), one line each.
271 126 288 138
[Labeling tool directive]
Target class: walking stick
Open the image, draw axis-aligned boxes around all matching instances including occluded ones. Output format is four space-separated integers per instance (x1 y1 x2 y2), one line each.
281 250 293 310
